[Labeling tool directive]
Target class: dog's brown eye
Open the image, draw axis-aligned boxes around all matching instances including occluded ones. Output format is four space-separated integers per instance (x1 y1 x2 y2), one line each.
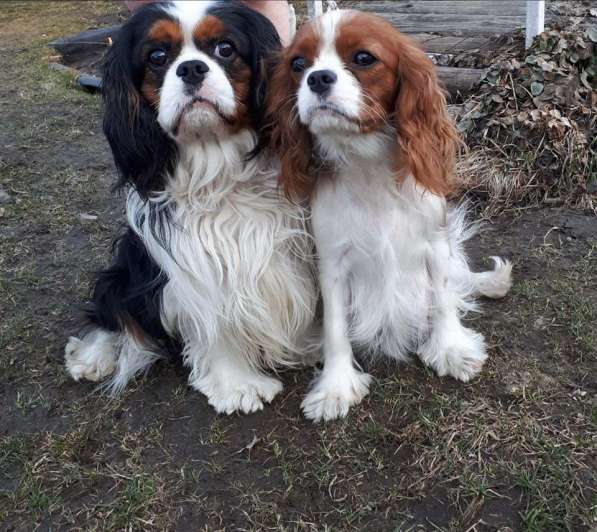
148 49 168 67
353 51 376 67
215 41 236 59
291 56 306 73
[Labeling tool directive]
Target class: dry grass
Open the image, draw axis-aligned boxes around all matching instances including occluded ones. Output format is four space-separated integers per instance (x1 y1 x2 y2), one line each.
455 27 597 214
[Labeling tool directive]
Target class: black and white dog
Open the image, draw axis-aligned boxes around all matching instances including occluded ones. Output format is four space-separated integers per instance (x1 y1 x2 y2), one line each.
65 1 317 415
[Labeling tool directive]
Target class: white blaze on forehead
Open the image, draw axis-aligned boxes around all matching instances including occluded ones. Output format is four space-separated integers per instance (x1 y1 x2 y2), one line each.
165 0 216 46
314 9 351 56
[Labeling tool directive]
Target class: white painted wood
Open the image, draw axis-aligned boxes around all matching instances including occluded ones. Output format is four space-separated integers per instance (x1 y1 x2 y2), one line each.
288 3 296 40
307 0 323 18
525 0 545 48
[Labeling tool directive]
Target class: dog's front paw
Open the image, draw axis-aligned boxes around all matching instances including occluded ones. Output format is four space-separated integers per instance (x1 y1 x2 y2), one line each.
418 326 487 382
192 371 283 415
64 332 116 382
302 365 372 422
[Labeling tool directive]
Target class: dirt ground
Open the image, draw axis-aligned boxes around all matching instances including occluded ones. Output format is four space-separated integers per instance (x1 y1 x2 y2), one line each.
1 2 596 531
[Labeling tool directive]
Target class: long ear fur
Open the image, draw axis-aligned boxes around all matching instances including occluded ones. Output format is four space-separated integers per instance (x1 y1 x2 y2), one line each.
102 16 176 197
264 54 314 200
242 7 281 133
207 2 281 158
392 36 460 197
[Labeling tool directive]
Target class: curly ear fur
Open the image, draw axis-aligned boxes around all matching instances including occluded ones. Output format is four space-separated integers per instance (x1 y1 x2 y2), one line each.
102 7 177 197
264 52 315 200
392 35 460 196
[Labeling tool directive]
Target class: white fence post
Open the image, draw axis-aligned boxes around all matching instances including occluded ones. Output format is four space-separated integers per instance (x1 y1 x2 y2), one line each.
307 0 323 18
525 0 545 48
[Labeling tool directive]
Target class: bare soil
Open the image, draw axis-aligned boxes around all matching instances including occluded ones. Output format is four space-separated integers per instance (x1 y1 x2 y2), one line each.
1 2 595 531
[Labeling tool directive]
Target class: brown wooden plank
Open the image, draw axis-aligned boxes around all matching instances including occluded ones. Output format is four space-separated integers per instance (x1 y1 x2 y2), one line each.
409 33 497 53
355 0 526 16
365 13 526 35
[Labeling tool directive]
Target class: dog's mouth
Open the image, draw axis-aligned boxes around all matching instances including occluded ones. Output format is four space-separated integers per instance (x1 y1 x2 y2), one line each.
308 103 359 124
172 97 232 135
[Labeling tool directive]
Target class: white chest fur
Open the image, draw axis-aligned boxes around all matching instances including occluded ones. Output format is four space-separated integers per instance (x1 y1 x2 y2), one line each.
127 131 316 367
312 159 449 356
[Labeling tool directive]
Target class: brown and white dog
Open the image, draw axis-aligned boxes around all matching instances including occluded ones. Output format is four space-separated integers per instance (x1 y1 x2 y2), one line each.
267 10 512 422
65 1 317 415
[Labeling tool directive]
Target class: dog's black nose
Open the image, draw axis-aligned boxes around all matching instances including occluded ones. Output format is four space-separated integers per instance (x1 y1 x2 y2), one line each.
176 60 209 85
307 69 337 95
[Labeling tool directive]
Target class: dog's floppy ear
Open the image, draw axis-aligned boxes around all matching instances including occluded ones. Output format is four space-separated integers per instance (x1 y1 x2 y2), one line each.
102 15 176 197
242 7 282 133
264 51 315 200
391 36 460 196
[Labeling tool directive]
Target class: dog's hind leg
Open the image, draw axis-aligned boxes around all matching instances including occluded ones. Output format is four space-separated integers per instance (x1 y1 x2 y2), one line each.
65 327 160 395
65 228 168 393
417 233 488 382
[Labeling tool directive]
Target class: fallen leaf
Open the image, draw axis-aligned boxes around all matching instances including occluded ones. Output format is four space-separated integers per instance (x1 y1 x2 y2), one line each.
580 71 592 90
531 81 544 96
586 27 597 43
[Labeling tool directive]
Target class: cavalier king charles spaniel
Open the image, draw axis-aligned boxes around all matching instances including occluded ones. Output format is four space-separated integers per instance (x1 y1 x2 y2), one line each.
65 1 317 415
267 10 513 422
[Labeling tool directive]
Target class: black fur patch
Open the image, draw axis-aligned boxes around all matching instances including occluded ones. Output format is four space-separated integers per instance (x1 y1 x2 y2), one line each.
86 228 180 356
102 3 177 197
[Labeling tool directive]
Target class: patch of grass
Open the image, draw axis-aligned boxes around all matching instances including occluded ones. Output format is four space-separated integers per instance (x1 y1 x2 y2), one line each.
0 433 34 468
109 474 158 529
26 482 51 514
511 278 543 301
548 258 597 358
205 418 230 446
46 427 92 462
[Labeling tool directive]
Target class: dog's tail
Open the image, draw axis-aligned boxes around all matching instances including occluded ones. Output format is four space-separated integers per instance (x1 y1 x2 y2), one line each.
470 256 513 299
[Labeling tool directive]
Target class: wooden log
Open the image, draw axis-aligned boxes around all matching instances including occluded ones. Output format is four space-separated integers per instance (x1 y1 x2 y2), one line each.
49 25 118 64
436 66 487 97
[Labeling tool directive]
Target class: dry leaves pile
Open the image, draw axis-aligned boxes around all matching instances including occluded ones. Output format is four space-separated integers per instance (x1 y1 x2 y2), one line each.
456 27 597 211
